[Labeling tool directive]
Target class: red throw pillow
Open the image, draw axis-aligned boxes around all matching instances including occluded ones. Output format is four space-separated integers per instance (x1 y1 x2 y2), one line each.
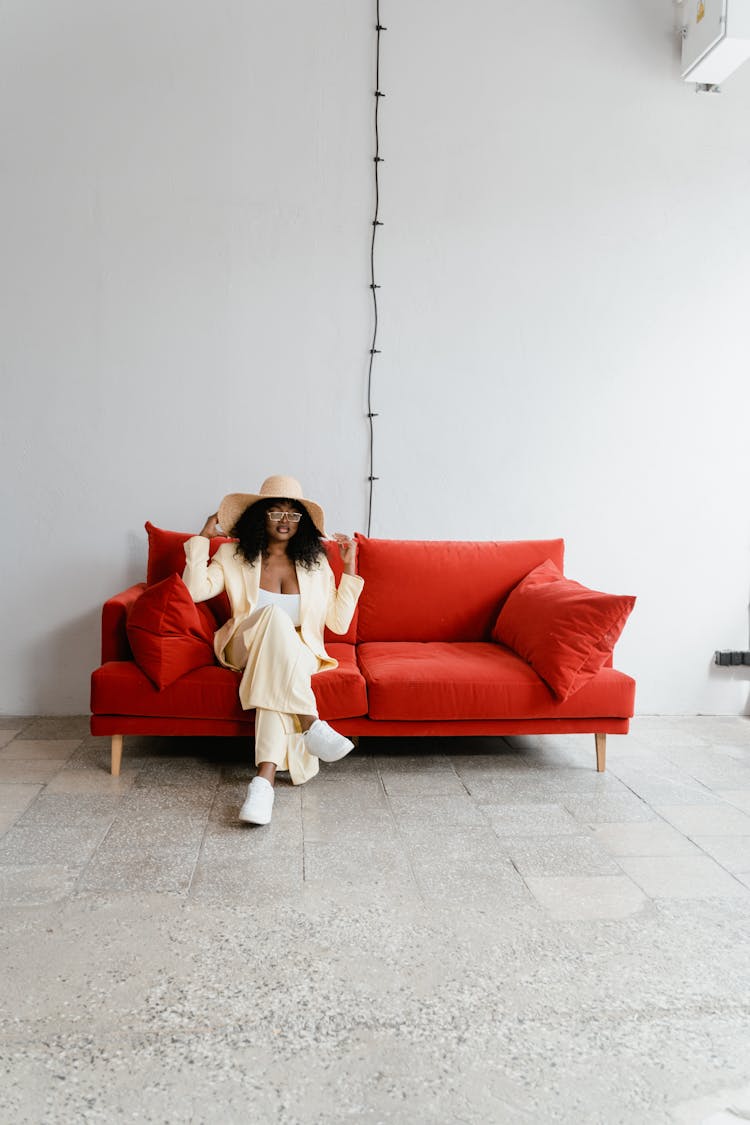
126 574 217 690
492 559 635 701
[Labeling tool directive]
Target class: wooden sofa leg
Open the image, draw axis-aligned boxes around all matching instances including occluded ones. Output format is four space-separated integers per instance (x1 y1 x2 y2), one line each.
351 736 359 749
111 734 123 777
595 733 606 773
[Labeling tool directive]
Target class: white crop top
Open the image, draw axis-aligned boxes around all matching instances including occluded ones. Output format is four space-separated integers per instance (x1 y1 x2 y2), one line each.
256 587 302 627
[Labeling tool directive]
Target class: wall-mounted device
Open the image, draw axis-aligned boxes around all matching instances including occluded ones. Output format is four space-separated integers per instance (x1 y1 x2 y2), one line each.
680 0 750 87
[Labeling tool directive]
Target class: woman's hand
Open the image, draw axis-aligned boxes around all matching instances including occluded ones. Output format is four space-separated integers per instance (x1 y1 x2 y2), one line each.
199 513 222 539
332 533 357 575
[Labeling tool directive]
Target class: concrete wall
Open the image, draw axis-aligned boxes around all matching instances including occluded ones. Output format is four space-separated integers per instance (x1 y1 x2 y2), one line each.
2 0 749 714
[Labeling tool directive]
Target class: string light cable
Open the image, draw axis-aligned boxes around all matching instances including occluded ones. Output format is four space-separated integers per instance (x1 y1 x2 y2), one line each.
366 3 385 536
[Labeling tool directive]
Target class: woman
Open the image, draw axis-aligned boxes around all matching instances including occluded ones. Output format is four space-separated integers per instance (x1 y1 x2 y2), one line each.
182 475 364 826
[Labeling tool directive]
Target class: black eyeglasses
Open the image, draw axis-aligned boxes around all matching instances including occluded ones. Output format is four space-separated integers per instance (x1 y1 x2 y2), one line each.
267 510 302 523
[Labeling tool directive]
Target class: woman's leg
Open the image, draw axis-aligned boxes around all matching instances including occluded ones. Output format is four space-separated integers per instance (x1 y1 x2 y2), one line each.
253 708 318 783
227 610 321 824
241 609 354 764
228 607 350 808
239 709 295 824
234 606 319 717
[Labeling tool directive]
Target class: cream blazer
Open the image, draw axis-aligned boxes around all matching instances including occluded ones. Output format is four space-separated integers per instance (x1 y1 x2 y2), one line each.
182 536 364 672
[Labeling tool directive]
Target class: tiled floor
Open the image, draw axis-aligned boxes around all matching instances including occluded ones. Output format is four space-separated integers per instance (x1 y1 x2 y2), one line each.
1 716 750 1123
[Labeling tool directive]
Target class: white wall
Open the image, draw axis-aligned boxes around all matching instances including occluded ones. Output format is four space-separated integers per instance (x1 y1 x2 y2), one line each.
2 0 749 715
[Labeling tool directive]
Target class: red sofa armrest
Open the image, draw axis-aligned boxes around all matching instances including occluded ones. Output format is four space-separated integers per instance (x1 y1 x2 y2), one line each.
101 583 147 662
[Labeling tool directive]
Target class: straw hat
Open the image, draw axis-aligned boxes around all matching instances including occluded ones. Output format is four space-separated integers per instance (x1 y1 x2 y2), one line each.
218 475 326 536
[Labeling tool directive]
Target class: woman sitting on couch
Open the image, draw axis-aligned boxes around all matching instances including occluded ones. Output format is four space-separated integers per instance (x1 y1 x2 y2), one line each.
182 474 364 826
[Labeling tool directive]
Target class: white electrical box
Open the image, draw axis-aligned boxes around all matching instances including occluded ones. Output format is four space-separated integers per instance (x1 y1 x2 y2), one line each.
681 0 750 84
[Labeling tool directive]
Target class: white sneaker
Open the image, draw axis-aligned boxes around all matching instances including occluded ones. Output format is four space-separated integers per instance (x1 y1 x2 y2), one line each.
303 719 354 763
238 776 275 825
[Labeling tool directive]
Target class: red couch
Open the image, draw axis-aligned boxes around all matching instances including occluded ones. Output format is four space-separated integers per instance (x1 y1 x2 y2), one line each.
90 528 636 776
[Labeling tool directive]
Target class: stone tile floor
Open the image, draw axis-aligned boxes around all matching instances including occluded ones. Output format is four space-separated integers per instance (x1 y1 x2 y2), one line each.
1 716 750 1123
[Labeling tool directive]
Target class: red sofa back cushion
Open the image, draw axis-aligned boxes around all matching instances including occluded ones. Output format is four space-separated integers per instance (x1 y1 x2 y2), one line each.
144 521 357 643
354 535 565 642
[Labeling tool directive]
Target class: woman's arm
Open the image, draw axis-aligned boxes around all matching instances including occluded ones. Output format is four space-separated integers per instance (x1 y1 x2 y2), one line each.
324 536 364 634
182 517 227 603
324 569 364 634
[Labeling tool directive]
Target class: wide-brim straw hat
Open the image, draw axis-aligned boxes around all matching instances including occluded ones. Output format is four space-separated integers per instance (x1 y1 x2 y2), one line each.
218 475 326 536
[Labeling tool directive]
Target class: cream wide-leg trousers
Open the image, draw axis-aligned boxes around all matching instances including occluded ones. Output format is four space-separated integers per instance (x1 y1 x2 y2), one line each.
223 604 323 785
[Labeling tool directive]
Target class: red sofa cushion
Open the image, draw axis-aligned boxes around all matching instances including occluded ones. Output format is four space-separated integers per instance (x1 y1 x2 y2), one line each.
92 644 368 722
492 559 636 701
357 641 635 721
144 521 357 643
354 535 565 643
126 574 216 690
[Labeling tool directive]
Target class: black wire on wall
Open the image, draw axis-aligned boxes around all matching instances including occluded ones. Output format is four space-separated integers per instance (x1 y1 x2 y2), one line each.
366 3 385 536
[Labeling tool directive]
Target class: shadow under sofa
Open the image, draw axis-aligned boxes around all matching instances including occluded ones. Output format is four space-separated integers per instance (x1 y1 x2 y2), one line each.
90 531 636 776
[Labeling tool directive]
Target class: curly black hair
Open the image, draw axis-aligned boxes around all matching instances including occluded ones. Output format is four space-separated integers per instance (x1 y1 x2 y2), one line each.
231 497 326 571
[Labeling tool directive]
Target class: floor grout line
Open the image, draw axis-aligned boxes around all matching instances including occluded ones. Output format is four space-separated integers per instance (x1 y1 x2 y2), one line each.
375 766 428 905
185 773 223 897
